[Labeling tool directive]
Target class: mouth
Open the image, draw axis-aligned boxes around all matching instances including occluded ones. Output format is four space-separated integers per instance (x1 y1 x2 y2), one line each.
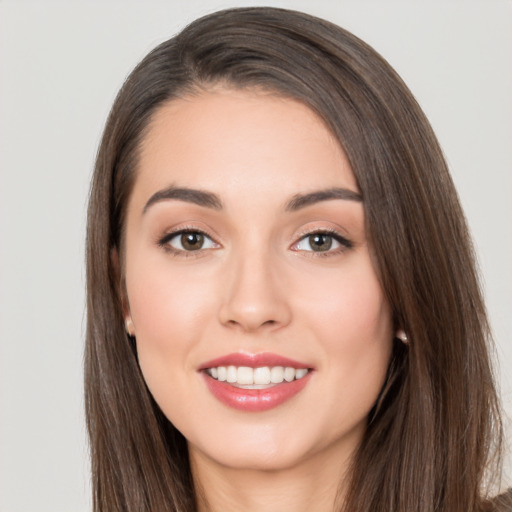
199 353 313 411
204 365 309 389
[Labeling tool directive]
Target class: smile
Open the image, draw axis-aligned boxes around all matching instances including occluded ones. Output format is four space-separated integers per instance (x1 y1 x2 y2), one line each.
205 366 309 388
200 353 313 412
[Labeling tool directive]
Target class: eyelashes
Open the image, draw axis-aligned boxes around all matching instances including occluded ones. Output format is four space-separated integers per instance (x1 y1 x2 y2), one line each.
290 228 353 254
159 230 219 252
157 227 353 258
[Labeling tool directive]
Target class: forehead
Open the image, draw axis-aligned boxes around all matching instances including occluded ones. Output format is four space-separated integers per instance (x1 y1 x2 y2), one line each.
134 88 358 208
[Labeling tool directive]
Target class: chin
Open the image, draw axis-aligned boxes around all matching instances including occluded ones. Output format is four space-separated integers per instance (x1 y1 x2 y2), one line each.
195 442 307 472
186 416 364 475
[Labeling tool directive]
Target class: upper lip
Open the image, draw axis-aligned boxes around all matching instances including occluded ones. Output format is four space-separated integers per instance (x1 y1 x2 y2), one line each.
198 352 312 370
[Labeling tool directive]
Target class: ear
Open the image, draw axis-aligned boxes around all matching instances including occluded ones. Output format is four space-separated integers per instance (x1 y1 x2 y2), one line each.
395 328 409 344
111 248 134 334
124 317 135 337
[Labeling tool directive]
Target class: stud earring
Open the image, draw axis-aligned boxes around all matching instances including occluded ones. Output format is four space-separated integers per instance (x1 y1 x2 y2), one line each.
396 328 409 344
125 317 135 337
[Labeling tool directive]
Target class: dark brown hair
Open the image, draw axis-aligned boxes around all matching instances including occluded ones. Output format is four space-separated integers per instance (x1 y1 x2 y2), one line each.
85 7 505 511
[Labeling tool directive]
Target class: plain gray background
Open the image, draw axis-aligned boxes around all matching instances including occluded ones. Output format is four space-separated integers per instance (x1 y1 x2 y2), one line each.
1 1 511 510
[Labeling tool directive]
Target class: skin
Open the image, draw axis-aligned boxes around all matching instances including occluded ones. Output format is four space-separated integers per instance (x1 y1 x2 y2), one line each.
122 88 394 512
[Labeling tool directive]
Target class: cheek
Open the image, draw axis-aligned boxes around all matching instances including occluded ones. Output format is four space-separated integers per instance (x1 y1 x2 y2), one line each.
124 251 220 392
294 257 392 404
126 252 213 341
296 256 391 344
124 254 224 428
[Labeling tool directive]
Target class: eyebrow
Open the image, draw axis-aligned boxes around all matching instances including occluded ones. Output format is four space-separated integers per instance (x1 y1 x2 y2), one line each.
143 186 223 214
142 185 362 215
285 187 362 211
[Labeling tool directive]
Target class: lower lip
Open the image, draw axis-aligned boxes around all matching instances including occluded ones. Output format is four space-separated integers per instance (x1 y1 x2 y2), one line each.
202 372 312 412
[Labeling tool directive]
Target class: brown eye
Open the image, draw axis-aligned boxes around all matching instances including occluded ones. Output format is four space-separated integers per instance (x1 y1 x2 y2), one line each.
161 230 218 253
291 231 353 254
181 232 204 251
308 234 332 252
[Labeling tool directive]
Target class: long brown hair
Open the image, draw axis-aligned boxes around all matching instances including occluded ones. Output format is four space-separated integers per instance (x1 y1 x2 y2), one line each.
85 7 505 511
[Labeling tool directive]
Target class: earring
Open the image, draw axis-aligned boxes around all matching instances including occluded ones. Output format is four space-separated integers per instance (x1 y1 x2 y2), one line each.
125 317 135 337
396 328 409 344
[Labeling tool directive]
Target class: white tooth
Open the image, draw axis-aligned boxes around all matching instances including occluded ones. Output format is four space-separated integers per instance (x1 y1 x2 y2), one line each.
295 368 308 379
253 366 271 385
210 367 218 379
284 367 295 382
237 366 254 385
270 366 284 383
226 365 237 383
217 366 227 381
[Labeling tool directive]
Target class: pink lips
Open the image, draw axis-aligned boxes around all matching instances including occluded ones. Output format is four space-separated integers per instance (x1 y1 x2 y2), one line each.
199 352 310 370
199 352 313 412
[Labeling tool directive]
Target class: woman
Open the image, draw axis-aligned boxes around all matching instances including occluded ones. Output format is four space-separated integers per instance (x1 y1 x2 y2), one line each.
85 7 509 511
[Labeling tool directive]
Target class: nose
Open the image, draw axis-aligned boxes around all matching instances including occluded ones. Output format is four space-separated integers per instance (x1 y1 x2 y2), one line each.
218 249 292 333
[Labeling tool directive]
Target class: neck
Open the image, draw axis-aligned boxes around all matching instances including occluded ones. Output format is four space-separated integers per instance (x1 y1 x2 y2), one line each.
190 444 354 512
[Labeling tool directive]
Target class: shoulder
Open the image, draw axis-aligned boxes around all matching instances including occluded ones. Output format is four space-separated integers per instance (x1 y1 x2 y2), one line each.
484 489 512 511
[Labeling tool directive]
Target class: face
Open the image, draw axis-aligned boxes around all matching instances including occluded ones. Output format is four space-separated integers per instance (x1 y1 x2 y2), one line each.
123 88 393 474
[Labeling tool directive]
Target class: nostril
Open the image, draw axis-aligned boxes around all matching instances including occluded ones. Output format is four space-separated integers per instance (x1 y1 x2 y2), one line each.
222 316 282 332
